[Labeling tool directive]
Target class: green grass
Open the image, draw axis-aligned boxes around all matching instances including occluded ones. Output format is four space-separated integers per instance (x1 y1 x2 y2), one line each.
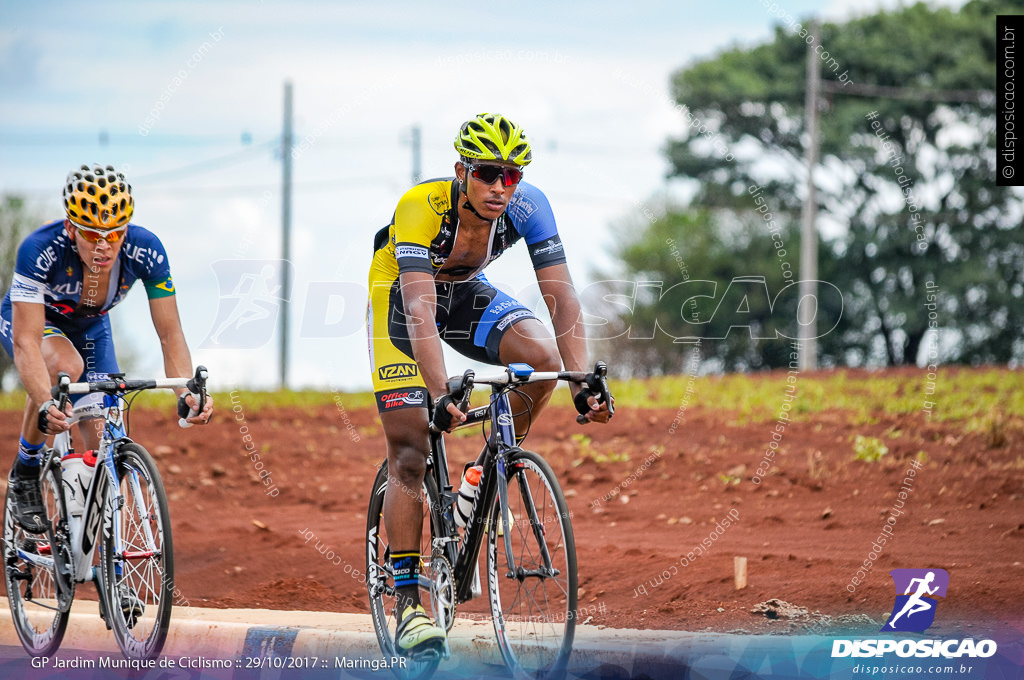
601 367 1022 423
852 435 889 462
0 367 1018 424
0 388 379 413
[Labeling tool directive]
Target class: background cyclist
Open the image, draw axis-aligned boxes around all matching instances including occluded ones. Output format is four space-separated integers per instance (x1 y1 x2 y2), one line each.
365 113 612 656
1 164 214 535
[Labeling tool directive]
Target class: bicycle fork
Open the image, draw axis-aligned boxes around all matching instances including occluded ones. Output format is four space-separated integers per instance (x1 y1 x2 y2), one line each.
489 391 559 581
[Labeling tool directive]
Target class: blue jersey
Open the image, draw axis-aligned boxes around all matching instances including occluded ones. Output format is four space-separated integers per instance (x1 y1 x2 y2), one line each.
3 220 174 331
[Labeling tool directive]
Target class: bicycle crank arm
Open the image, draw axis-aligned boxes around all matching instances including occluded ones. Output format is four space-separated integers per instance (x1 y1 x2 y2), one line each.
92 566 113 630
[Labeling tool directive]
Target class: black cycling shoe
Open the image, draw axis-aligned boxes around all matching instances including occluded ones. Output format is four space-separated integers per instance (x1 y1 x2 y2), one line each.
8 473 50 534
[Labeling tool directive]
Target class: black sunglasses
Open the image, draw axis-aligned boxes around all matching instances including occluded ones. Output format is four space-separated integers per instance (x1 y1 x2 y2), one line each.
465 163 523 187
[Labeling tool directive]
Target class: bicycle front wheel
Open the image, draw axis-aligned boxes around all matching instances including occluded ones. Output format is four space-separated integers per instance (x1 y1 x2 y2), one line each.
101 443 173 660
2 456 73 656
487 449 578 679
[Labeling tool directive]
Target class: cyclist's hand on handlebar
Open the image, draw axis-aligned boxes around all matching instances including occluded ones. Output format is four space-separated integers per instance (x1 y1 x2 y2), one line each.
177 391 214 425
431 394 467 433
37 399 73 435
573 388 614 424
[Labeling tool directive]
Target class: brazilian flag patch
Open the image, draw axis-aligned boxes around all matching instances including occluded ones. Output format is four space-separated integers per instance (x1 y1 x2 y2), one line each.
145 276 176 299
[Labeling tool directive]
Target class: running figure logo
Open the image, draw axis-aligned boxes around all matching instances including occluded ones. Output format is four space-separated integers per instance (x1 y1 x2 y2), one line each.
200 260 292 349
881 568 950 632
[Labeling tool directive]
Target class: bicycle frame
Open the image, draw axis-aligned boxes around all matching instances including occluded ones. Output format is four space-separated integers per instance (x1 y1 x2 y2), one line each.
433 387 515 605
19 373 201 588
428 364 606 605
56 398 130 585
9 397 142 626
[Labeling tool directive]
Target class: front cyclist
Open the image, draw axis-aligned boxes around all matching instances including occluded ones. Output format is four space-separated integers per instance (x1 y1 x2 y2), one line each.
1 164 214 535
366 113 612 657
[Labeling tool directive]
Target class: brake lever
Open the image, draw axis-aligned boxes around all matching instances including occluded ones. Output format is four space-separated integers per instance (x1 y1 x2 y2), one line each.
178 365 209 429
428 370 474 434
576 361 613 424
592 361 614 417
448 369 474 413
53 372 72 414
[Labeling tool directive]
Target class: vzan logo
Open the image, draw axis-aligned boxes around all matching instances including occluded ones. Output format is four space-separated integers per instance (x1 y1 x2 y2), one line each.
378 363 418 381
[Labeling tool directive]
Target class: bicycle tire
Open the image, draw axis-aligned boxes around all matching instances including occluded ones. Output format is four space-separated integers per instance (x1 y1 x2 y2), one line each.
101 442 173 660
366 460 445 680
2 455 74 656
486 449 577 679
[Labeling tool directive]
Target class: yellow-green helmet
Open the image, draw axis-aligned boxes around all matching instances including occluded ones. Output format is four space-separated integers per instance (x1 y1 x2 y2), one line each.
454 113 532 166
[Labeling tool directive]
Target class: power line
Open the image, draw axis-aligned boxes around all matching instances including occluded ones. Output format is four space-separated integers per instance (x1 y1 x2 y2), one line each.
820 80 993 104
0 131 664 157
6 177 402 200
0 132 272 147
131 141 278 183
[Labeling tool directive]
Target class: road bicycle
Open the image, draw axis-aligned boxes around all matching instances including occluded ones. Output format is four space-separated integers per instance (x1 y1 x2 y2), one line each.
366 361 613 680
2 366 208 659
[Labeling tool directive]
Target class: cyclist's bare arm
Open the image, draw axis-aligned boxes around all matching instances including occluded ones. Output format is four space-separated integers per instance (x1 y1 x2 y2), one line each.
536 264 612 424
11 300 71 432
149 295 213 424
399 271 465 427
536 264 588 375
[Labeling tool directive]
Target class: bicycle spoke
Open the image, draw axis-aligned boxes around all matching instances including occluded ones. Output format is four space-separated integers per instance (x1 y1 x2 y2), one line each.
3 460 72 655
128 468 158 550
488 451 577 678
365 462 445 680
103 444 173 660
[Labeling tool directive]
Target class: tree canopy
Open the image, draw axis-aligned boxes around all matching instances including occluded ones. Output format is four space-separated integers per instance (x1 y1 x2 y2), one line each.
603 0 1021 374
0 195 42 389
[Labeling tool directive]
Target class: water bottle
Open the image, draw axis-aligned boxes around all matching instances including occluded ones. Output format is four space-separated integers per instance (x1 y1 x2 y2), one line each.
62 450 96 517
454 465 483 528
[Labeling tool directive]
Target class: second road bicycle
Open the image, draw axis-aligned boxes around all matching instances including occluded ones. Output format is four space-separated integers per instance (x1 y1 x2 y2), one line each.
3 366 208 660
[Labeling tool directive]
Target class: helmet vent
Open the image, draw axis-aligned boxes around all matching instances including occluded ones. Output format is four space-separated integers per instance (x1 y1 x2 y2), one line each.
62 163 134 228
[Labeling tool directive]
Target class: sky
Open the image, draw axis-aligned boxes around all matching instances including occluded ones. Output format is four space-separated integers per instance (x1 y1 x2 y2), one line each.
0 0 966 391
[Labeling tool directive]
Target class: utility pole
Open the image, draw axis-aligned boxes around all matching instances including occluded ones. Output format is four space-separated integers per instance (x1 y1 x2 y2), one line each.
410 124 422 185
798 21 821 371
280 81 293 390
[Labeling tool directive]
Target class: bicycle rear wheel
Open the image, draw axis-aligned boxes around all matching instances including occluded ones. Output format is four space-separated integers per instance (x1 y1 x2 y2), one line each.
486 449 577 679
3 456 74 656
366 460 445 680
101 443 173 660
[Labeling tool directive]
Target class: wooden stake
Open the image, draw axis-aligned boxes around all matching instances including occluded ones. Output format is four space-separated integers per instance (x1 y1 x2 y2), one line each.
734 556 748 590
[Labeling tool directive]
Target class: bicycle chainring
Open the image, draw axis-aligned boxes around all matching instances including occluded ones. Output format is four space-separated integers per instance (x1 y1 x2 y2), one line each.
53 530 75 612
429 550 457 632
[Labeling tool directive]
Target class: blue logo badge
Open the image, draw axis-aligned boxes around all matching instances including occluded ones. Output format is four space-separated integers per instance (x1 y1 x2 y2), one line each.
881 568 949 632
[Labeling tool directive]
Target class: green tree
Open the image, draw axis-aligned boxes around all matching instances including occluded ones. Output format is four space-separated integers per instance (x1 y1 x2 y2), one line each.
664 0 1021 366
589 206 844 376
0 195 42 389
